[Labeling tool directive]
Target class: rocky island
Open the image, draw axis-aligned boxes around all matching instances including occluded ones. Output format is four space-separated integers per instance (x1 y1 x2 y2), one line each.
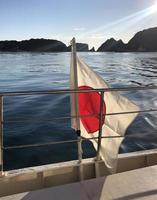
0 39 67 52
97 38 126 52
97 27 157 52
126 27 157 52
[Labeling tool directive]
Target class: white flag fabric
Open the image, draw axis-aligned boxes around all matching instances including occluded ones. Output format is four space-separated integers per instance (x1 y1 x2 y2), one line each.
70 56 139 172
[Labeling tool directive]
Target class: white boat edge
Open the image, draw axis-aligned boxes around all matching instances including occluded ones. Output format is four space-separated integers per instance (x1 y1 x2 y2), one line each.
1 148 157 197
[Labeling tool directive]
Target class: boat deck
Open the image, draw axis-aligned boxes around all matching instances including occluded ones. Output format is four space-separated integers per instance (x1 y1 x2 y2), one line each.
1 165 157 200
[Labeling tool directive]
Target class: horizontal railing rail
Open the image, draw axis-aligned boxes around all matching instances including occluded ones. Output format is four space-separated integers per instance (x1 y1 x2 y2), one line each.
0 86 157 174
0 85 157 96
4 130 157 150
3 135 125 150
3 108 157 123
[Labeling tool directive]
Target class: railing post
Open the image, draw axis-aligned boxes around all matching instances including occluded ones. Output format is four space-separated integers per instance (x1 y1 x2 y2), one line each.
76 130 83 180
0 96 4 176
95 91 104 177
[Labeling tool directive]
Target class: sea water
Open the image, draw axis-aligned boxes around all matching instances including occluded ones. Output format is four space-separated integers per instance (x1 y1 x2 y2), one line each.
0 52 157 170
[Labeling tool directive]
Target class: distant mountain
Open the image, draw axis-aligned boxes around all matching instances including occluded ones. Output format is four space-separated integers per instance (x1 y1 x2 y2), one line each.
126 27 157 52
0 39 67 52
1 27 157 52
97 38 126 52
67 43 89 52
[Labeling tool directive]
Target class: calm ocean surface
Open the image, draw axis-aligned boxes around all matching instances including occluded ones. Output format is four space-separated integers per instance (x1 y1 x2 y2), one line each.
0 52 157 170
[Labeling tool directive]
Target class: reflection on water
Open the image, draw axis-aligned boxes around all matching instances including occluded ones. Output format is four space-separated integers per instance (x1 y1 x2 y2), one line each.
0 52 157 170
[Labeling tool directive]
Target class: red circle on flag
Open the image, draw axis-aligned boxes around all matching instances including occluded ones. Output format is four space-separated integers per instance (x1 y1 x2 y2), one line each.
78 86 106 134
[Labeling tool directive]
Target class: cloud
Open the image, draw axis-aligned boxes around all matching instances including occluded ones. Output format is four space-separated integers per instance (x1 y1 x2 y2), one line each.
88 33 104 39
73 27 85 31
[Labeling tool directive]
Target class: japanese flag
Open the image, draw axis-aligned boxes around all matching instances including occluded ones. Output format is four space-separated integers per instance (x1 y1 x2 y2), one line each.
70 56 139 172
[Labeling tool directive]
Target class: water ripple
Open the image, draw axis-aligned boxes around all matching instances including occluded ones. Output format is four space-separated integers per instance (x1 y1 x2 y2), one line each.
1 52 157 170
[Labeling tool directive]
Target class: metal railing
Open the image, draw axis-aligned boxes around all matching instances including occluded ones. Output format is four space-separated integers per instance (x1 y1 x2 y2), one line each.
0 85 157 174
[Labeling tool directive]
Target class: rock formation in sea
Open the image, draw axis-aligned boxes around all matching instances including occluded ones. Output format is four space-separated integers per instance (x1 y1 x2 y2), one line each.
67 43 89 52
126 27 157 52
89 47 95 52
0 39 67 52
97 38 126 52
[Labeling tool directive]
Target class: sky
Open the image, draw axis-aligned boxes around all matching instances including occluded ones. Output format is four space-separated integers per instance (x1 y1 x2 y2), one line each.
0 0 157 49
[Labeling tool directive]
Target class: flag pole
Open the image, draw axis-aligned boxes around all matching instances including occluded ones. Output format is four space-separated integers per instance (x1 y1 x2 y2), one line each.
95 91 104 177
71 38 83 181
